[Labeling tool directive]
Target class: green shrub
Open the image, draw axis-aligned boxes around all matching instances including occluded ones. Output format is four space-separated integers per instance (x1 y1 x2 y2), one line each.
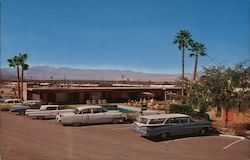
165 104 210 120
167 104 193 114
189 112 210 121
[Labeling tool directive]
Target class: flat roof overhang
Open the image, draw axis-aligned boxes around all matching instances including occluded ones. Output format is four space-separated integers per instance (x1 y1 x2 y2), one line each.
27 87 182 92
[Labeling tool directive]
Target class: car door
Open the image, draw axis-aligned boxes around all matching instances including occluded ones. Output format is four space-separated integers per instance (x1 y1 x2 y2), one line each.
88 108 109 124
165 118 183 136
45 106 58 118
178 117 193 135
78 109 91 124
185 118 204 134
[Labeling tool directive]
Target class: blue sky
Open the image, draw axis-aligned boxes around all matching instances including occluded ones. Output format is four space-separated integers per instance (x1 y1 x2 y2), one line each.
1 0 249 74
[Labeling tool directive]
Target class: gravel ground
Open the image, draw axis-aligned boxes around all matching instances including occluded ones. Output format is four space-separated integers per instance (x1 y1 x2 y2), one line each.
0 111 249 160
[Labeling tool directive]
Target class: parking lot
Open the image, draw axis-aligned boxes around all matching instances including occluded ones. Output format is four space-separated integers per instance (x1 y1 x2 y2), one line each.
0 111 249 160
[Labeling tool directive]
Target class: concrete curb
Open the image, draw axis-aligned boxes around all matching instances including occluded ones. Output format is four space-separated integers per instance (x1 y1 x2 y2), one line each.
219 134 245 140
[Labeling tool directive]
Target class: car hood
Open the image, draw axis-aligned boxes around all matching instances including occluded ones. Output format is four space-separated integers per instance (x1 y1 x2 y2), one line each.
10 105 30 111
11 104 26 107
133 121 147 127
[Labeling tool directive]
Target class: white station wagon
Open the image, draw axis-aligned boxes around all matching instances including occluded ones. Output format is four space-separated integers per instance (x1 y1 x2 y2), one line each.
56 105 124 126
26 105 73 119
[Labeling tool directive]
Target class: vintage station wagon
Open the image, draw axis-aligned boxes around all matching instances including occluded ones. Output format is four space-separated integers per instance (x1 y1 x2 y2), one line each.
25 105 73 119
132 114 212 139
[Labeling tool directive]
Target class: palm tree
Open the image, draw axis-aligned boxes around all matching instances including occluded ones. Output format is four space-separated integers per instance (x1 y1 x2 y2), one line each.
173 29 193 95
189 42 206 81
18 53 29 100
7 56 21 99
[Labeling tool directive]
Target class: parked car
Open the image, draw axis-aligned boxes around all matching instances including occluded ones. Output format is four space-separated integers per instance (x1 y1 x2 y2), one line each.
131 113 212 140
25 105 73 119
3 98 23 104
0 98 23 111
9 100 41 114
56 105 124 126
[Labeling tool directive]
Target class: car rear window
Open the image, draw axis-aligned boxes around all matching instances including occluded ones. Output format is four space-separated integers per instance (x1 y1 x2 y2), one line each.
139 117 148 124
46 107 58 110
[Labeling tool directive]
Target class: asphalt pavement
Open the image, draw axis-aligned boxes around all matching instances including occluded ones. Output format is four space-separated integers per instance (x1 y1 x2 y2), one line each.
0 112 249 160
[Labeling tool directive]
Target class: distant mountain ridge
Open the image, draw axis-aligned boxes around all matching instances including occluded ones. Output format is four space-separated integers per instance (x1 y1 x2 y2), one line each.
1 66 192 81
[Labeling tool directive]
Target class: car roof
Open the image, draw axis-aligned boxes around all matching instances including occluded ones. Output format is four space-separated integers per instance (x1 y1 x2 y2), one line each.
140 114 189 119
4 99 22 102
77 105 102 110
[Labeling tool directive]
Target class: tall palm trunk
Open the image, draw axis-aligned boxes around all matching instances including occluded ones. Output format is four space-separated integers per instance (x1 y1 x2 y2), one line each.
193 55 198 81
181 46 185 96
181 46 185 80
21 67 24 100
17 65 21 99
216 97 221 117
225 108 229 128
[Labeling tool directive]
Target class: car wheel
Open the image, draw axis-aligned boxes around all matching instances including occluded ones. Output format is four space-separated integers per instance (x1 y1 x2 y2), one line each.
200 128 207 135
37 116 45 120
159 132 169 140
112 118 119 124
20 111 25 115
72 122 81 126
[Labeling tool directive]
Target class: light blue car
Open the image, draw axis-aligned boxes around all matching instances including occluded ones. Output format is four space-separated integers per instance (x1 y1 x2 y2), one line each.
132 114 212 140
9 100 41 114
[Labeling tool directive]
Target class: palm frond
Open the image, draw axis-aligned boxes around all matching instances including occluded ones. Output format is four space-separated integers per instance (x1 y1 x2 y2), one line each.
18 53 28 65
173 29 193 51
7 58 15 68
190 53 195 57
22 64 29 70
189 42 207 57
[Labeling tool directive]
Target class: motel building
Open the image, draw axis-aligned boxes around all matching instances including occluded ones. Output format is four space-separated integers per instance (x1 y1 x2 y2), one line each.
22 82 182 104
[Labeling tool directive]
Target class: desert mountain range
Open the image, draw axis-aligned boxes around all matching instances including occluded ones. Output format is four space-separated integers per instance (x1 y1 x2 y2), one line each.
1 66 192 82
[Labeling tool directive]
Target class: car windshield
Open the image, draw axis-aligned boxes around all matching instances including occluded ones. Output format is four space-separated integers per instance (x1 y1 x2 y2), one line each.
73 109 79 114
139 117 148 124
